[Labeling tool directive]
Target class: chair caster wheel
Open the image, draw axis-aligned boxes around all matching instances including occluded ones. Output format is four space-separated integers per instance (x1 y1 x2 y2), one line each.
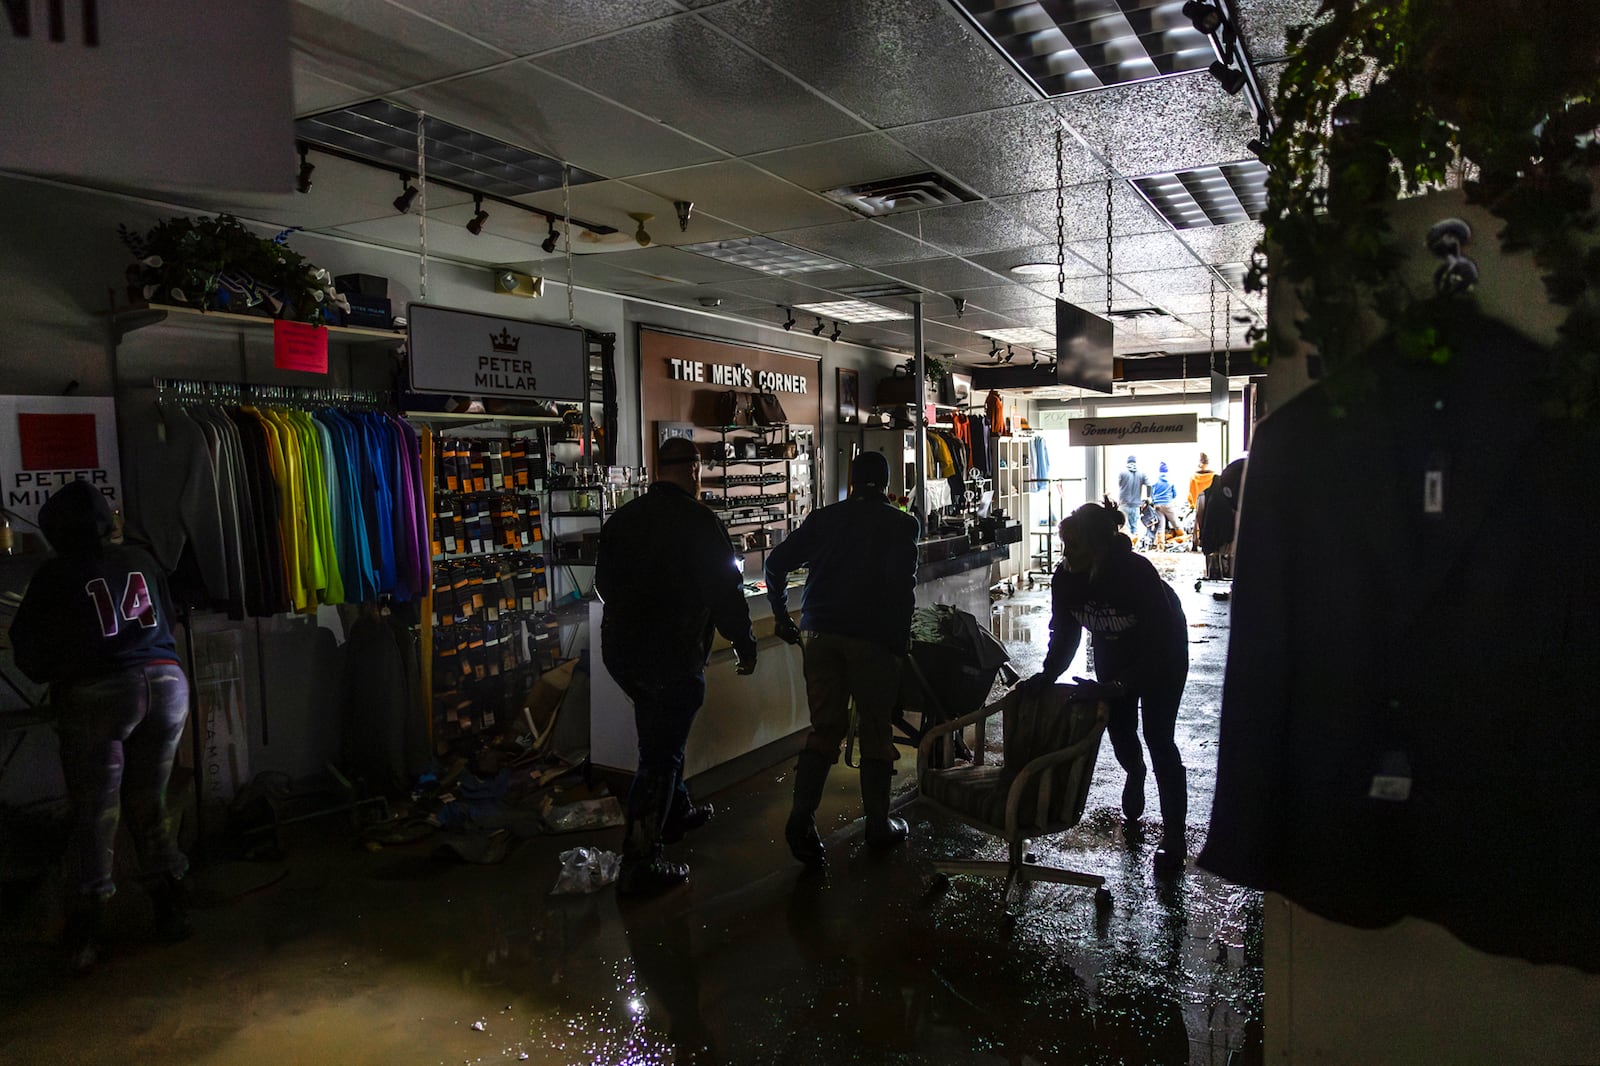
1094 887 1113 910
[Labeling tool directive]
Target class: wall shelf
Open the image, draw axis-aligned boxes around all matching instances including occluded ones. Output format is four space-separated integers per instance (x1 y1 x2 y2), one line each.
111 301 405 344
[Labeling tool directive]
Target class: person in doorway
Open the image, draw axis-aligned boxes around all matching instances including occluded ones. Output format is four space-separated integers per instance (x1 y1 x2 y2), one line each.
1116 455 1151 548
1026 497 1190 874
595 436 758 897
8 480 193 973
1187 454 1216 552
1150 462 1185 546
764 451 921 870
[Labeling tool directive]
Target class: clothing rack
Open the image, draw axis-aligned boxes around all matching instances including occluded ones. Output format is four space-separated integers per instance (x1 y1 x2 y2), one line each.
151 376 386 409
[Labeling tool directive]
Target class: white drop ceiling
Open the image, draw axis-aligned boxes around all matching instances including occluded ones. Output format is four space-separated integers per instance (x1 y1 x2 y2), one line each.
247 0 1322 365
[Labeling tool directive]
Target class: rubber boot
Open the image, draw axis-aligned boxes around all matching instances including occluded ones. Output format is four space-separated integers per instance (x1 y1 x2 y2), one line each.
1152 774 1188 876
661 786 714 845
63 895 105 975
149 875 193 943
785 749 833 869
1122 769 1147 824
618 772 689 898
860 759 908 850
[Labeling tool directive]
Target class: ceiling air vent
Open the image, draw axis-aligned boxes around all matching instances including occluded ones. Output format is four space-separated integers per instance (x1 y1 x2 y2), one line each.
821 173 979 217
1132 161 1268 230
1106 307 1168 320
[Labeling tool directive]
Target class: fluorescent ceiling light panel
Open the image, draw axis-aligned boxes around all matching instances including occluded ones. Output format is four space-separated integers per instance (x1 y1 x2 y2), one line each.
952 0 1216 96
296 100 603 199
1132 161 1269 230
792 300 907 323
678 235 840 276
978 327 1057 349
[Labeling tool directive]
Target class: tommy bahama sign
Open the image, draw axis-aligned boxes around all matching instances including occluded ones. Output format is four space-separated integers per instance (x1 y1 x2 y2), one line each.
1066 412 1198 447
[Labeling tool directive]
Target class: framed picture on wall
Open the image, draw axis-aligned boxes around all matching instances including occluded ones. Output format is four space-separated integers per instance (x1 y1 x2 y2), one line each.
837 368 859 424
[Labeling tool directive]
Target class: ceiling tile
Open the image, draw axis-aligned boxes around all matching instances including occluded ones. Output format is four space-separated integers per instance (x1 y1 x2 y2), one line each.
702 0 1035 128
882 201 1045 257
292 1 510 96
1237 0 1326 63
992 182 1170 244
770 219 942 267
292 60 364 117
396 63 722 180
888 104 1099 198
965 242 1105 278
1175 221 1265 266
578 246 765 285
1068 231 1198 274
511 180 745 245
714 276 854 307
875 258 1008 293
747 134 932 194
625 161 853 232
400 0 684 57
1057 72 1256 178
943 285 1058 313
536 18 867 155
1117 266 1221 297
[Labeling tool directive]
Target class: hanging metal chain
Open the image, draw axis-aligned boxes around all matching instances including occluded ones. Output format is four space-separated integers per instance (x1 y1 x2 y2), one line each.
1209 275 1217 369
1054 127 1066 298
1104 145 1114 316
416 110 428 303
1224 290 1232 377
562 163 575 325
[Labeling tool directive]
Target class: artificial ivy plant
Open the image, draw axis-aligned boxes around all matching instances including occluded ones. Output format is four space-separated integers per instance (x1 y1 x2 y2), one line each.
118 214 347 326
1250 0 1600 415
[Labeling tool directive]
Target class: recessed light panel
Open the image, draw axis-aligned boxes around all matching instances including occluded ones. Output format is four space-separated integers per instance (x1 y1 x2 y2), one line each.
679 235 841 276
952 0 1216 96
296 100 604 198
793 300 907 323
1132 161 1269 230
978 327 1057 349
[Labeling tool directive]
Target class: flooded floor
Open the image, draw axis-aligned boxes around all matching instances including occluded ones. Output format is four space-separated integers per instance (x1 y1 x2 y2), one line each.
0 551 1258 1065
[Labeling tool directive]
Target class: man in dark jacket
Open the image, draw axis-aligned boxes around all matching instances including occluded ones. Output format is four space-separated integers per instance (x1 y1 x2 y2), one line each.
9 480 193 972
595 436 757 896
764 451 920 869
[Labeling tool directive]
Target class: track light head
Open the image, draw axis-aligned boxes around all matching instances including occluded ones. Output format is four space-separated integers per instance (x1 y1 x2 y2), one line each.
811 317 825 336
540 217 560 254
674 200 694 232
466 196 489 236
1004 345 1015 364
988 339 1000 360
1030 349 1040 366
829 322 842 342
393 174 419 214
295 144 314 194
782 307 796 331
1182 0 1223 35
1209 60 1246 95
952 295 966 318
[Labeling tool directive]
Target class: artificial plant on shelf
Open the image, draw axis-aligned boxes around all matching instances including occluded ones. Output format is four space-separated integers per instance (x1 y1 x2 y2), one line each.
118 214 348 325
1248 0 1600 416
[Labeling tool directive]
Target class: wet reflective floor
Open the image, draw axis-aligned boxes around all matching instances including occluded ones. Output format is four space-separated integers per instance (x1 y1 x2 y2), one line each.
1 552 1258 1065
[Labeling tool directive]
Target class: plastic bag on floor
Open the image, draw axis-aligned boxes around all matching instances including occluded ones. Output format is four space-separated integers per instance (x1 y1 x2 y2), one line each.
541 795 624 833
551 846 620 895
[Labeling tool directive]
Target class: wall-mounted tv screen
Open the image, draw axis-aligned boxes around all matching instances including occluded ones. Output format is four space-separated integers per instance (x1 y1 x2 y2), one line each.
1055 299 1114 393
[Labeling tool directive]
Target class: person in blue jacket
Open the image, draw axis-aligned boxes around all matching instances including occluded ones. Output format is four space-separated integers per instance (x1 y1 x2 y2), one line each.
9 480 193 972
764 451 921 869
1150 461 1184 545
1026 497 1190 874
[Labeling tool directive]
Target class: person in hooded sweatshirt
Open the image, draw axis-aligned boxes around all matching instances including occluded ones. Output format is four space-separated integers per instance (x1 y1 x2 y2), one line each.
8 480 192 972
1026 497 1190 875
1150 461 1184 546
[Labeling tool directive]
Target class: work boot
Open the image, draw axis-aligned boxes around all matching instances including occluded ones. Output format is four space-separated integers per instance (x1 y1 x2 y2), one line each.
1122 770 1147 823
1153 771 1188 876
148 875 193 943
63 896 105 976
784 749 833 869
859 759 908 850
1154 828 1187 876
618 771 689 898
661 789 714 845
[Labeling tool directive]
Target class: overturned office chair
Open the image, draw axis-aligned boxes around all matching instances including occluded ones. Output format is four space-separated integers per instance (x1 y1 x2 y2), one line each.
917 681 1116 918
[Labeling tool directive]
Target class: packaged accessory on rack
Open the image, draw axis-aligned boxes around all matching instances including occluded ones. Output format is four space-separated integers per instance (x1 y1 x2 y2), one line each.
715 389 754 427
757 440 798 460
752 389 789 426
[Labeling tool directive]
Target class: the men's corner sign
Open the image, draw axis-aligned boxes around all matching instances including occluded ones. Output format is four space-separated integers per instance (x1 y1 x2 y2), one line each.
408 304 586 401
1067 412 1198 447
0 396 122 527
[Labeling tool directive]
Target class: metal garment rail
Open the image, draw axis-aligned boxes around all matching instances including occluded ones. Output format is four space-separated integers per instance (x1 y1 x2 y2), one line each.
150 376 387 408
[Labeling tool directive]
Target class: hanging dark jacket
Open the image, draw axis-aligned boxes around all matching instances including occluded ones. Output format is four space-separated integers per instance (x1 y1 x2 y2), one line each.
595 481 755 681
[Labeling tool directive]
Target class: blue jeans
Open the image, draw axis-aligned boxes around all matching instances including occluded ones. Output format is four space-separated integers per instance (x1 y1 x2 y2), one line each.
1120 503 1142 541
615 671 706 850
54 661 190 899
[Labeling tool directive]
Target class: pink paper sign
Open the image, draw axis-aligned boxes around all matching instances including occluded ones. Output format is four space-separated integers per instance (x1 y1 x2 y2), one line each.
273 320 328 374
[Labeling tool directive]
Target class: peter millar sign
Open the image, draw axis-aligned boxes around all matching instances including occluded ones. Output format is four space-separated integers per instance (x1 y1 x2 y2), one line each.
408 304 586 401
1067 412 1198 447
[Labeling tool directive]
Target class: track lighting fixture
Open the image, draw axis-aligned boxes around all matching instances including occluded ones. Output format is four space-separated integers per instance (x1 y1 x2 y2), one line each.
1209 60 1246 95
782 307 796 331
1182 0 1223 35
295 143 314 194
540 217 560 254
811 317 825 336
829 321 842 342
1030 349 1040 367
952 295 966 318
674 200 694 232
1004 345 1016 364
393 174 419 214
466 195 489 236
988 339 1001 361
